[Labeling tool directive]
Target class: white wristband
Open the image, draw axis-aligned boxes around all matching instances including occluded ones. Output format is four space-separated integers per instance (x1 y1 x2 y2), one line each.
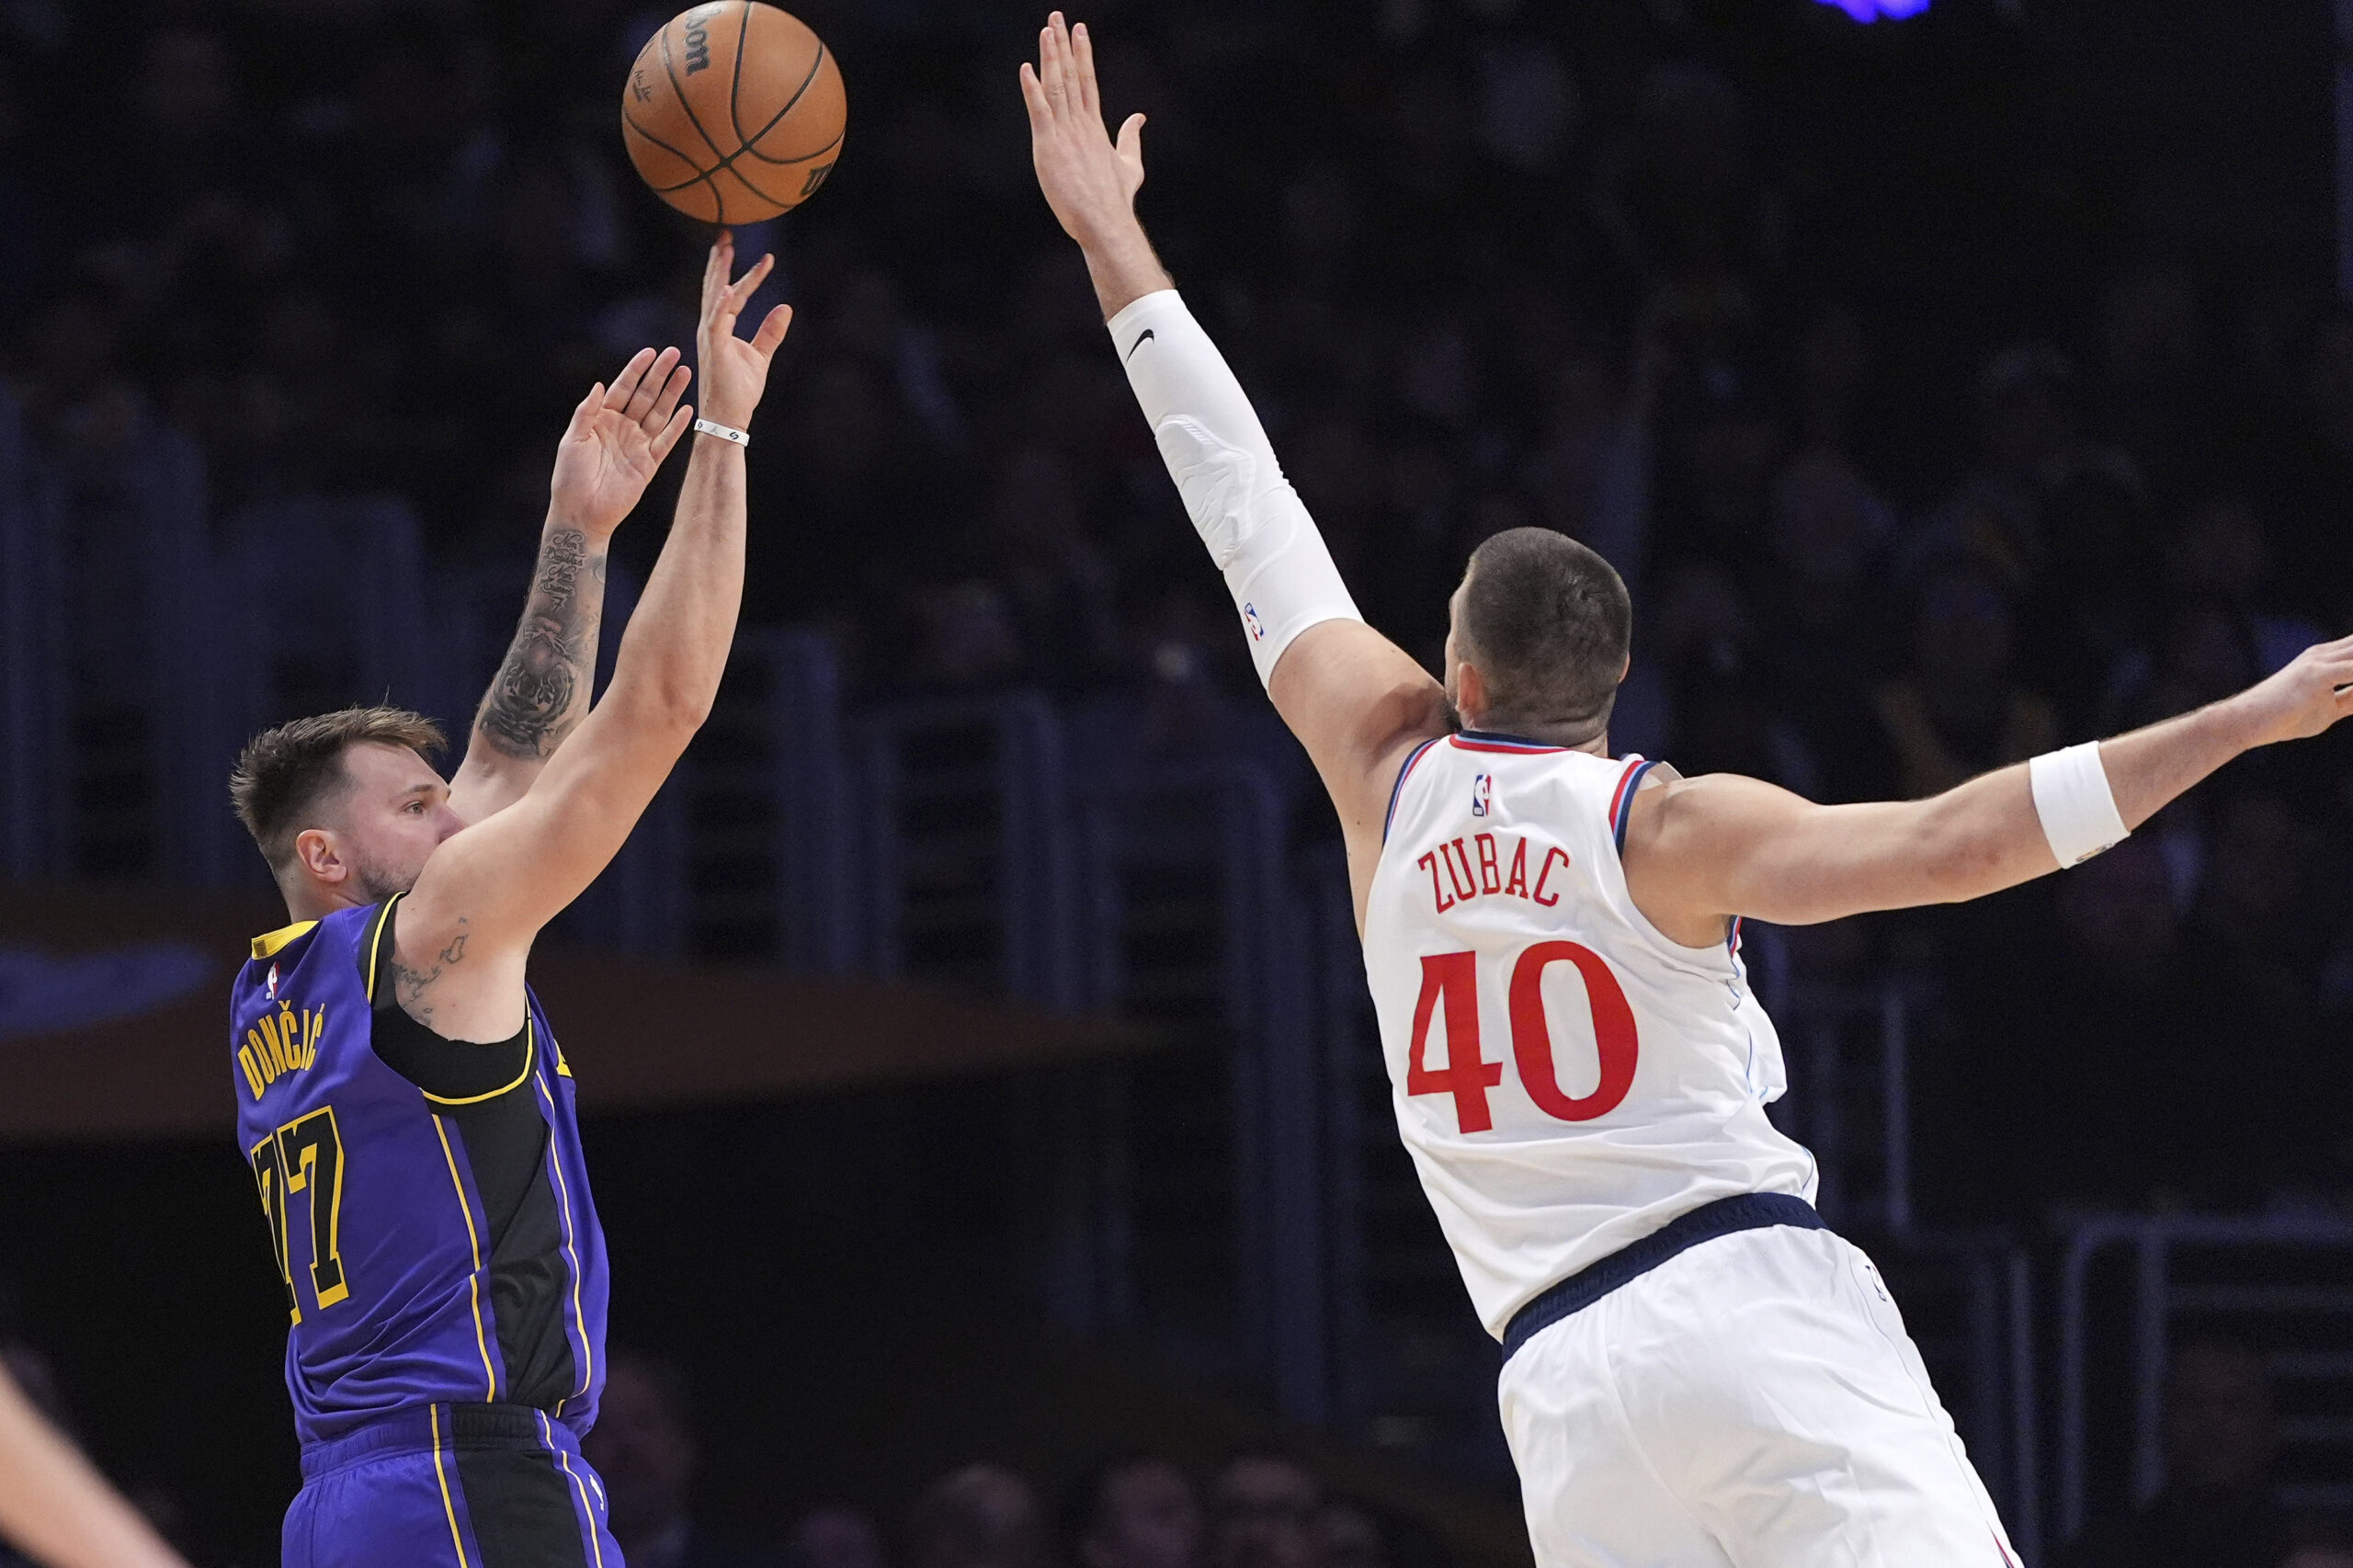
2029 743 2130 868
693 417 750 447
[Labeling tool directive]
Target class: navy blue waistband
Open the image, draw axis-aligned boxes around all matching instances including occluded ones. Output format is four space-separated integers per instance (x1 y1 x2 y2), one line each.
300 1403 579 1480
1500 1192 1826 1363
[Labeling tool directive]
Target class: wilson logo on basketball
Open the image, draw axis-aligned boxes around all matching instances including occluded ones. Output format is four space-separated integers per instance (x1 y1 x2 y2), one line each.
623 3 847 224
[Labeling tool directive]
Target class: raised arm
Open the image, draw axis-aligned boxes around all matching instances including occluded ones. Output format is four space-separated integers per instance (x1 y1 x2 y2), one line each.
1624 635 2353 943
0 1360 189 1568
1022 12 1449 902
390 234 792 1041
446 346 694 824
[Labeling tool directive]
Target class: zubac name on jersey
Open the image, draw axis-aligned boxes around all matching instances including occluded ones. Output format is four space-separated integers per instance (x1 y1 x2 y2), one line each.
1364 733 1818 1339
231 897 609 1447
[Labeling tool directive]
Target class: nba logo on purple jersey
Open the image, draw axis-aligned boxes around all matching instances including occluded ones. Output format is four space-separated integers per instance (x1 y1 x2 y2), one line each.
1471 773 1493 817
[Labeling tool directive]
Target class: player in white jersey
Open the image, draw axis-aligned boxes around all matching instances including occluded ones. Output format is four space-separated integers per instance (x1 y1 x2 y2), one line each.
1021 14 2353 1564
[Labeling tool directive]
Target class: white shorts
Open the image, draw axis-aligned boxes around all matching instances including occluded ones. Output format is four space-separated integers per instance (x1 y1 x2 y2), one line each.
1497 1224 2019 1568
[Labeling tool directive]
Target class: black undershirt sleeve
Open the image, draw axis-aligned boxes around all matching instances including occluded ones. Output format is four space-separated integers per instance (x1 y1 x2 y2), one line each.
361 897 533 1103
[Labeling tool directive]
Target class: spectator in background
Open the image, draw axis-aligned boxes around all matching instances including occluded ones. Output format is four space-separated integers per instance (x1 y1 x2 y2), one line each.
1207 1457 1320 1568
581 1351 784 1568
2285 1525 2353 1568
2289 1550 2353 1568
1872 565 2057 800
789 1506 891 1568
1314 1503 1386 1568
2063 1339 2288 1568
1933 835 2190 1217
1065 1458 1200 1568
908 1464 1046 1568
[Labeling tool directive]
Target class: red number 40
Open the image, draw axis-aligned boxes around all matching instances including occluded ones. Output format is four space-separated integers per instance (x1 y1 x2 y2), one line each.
1405 944 1639 1132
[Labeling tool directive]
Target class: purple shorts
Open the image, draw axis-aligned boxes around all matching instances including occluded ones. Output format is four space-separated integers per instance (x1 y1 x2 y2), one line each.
284 1403 620 1568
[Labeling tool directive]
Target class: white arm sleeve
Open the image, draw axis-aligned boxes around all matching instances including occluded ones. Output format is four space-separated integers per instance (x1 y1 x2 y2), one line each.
1108 289 1363 688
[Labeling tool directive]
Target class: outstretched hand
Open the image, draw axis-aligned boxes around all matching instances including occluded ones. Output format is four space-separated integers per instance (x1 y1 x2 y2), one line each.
1019 13 1171 318
696 230 793 431
2238 632 2353 745
1021 13 1145 249
549 346 694 538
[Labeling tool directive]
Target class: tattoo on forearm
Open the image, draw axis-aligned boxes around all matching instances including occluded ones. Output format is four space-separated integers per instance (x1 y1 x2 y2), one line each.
479 528 607 757
390 922 470 1028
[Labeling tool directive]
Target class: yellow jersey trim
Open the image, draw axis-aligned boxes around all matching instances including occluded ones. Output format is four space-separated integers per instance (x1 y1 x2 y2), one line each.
250 921 317 960
540 1412 610 1568
537 1076 594 1415
430 1114 499 1401
430 1404 472 1568
362 895 403 1004
420 1019 538 1108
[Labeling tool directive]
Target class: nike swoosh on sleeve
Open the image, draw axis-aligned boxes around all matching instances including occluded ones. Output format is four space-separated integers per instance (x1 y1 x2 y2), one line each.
1125 328 1155 359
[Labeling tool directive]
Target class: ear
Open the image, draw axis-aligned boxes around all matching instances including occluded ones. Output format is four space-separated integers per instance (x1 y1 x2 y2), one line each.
1619 652 1631 685
1454 659 1489 726
294 828 347 886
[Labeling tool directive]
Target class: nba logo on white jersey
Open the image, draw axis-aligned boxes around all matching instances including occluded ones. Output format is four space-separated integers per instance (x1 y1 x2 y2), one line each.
1470 772 1493 817
1242 602 1266 642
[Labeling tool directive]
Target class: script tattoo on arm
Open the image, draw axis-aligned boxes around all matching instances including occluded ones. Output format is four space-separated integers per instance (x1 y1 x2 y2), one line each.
477 528 610 759
390 920 470 1030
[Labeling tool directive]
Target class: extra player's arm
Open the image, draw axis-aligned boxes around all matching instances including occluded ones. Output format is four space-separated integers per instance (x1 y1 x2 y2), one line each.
390 235 792 1041
1021 13 1449 913
0 1361 189 1568
1623 636 2353 941
446 347 694 824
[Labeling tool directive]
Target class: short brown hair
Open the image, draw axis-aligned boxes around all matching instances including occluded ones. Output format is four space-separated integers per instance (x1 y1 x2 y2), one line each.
1460 528 1632 733
229 706 445 870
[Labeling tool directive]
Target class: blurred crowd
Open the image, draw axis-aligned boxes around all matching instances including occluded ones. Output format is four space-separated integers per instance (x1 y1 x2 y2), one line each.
2 1331 2348 1568
1 0 2349 1220
0 1334 1433 1568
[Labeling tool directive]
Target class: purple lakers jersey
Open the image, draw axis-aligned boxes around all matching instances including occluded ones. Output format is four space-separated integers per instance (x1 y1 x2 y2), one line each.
231 897 608 1446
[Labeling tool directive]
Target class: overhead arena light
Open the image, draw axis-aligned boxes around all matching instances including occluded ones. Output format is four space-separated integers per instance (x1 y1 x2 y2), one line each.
1813 0 1931 18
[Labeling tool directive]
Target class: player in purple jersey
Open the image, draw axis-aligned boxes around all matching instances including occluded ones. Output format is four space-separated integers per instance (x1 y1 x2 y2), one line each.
224 233 790 1568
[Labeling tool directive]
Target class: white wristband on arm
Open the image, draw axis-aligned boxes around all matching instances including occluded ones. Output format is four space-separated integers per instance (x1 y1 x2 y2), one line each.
693 417 750 446
1108 290 1363 689
2029 742 2130 868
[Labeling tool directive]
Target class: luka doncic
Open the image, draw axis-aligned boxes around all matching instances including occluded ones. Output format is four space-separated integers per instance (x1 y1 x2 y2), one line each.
224 233 793 1568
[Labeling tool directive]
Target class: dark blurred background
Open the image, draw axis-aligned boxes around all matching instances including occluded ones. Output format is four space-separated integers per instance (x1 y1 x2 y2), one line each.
3 0 2353 1562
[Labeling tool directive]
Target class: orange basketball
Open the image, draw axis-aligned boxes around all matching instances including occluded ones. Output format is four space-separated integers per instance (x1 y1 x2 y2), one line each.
621 3 846 224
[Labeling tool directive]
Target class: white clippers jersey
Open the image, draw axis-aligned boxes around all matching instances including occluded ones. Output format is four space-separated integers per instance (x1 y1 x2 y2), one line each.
1363 733 1818 1338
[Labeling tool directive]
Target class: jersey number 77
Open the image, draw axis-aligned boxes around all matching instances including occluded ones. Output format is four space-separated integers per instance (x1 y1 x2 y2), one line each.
1407 942 1639 1132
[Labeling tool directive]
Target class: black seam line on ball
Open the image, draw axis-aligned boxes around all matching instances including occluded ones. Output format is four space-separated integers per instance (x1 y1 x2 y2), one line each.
648 123 841 195
625 111 727 218
737 125 842 168
728 1 754 146
649 37 831 200
660 18 733 166
734 42 829 163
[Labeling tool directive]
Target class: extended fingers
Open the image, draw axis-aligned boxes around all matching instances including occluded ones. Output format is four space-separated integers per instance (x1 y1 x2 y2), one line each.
622 347 684 423
564 382 605 439
750 301 793 358
724 252 776 314
701 230 734 314
1040 15 1069 111
1019 60 1050 125
1073 19 1101 119
651 402 694 463
604 347 658 411
644 360 691 431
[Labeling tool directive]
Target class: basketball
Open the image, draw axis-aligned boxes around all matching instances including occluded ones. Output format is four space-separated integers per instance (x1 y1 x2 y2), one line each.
621 2 846 224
